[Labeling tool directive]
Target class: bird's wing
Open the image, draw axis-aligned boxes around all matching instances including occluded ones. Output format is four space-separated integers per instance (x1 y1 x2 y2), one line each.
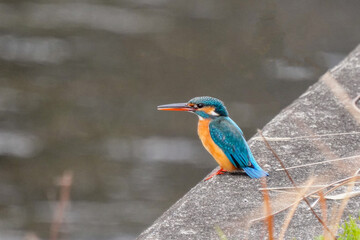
209 117 253 169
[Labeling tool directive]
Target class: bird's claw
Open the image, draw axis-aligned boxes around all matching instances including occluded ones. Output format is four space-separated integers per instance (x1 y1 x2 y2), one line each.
204 168 227 181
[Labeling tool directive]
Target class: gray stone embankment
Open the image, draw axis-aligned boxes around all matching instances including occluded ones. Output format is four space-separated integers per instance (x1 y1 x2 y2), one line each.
138 45 360 240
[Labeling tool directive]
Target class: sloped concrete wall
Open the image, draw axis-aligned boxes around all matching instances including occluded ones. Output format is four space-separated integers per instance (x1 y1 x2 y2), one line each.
138 45 360 240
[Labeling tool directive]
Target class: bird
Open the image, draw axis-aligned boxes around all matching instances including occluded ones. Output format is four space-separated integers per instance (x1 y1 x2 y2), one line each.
157 96 268 181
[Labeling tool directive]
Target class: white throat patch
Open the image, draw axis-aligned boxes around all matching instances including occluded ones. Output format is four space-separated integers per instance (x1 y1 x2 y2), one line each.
209 109 219 116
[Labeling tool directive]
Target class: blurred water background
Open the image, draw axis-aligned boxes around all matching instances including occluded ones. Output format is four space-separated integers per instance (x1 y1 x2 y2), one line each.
0 1 360 239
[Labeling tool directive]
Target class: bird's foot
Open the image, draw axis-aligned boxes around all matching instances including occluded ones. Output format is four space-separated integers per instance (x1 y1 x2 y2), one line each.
204 168 227 181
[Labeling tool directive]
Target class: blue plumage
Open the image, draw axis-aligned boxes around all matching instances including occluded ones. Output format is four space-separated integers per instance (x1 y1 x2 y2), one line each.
209 117 268 178
158 96 269 180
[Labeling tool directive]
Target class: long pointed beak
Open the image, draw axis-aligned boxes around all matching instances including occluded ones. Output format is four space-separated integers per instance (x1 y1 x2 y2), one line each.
157 102 194 111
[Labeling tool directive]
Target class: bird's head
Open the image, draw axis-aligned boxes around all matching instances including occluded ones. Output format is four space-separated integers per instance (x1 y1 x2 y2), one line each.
157 96 228 119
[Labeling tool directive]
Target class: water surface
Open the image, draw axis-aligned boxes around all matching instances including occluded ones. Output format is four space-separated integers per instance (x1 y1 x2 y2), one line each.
0 1 360 239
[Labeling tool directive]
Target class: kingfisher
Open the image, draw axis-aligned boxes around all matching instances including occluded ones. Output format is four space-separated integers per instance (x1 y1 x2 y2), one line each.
157 96 268 180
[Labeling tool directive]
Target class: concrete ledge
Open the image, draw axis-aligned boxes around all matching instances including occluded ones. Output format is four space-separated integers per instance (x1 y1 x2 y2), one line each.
138 45 360 240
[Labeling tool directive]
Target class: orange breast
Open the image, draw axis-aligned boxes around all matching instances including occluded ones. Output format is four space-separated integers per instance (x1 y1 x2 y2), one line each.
197 119 237 171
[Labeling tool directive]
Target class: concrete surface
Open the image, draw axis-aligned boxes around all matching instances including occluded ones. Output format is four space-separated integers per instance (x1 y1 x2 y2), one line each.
138 45 360 240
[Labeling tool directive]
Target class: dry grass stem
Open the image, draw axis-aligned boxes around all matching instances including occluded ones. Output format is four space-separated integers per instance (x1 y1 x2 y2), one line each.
322 72 360 124
295 119 349 175
252 131 360 142
311 175 360 208
275 155 360 171
260 178 274 240
50 170 73 240
259 185 340 191
329 174 358 236
252 175 360 223
325 191 360 200
266 189 300 195
318 191 329 239
24 233 40 240
278 178 315 240
352 94 360 113
258 130 334 238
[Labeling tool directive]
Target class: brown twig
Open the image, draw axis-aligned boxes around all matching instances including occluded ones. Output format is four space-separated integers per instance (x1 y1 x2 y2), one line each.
258 129 335 239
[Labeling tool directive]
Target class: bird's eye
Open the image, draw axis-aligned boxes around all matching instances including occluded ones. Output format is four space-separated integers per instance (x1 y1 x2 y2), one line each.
197 103 204 108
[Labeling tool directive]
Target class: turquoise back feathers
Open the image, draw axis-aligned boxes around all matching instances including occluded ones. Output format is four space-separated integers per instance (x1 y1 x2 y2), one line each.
158 96 269 178
209 116 268 178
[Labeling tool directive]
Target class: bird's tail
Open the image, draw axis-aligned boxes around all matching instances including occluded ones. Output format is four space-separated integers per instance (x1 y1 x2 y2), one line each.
243 142 269 178
243 166 268 178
